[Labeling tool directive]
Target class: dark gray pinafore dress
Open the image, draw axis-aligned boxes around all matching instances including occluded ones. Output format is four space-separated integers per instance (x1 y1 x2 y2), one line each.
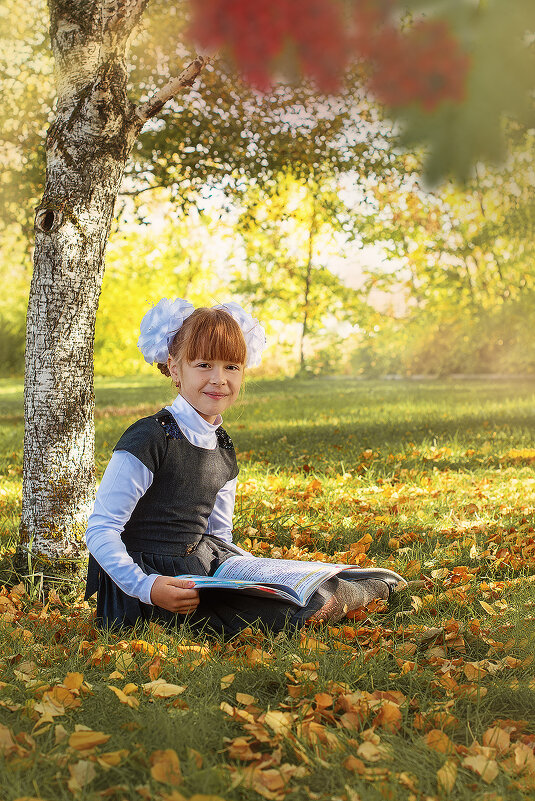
85 410 336 635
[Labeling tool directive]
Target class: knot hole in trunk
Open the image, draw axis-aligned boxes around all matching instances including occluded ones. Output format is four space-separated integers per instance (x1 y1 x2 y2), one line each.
35 208 63 233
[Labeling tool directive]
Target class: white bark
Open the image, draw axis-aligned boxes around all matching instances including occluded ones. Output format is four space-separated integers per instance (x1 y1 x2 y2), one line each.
20 0 205 577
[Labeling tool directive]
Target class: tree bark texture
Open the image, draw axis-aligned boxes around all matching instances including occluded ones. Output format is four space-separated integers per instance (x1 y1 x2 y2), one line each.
20 0 204 578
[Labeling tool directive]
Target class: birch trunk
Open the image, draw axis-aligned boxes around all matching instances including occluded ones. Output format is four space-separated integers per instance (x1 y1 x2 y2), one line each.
19 0 204 581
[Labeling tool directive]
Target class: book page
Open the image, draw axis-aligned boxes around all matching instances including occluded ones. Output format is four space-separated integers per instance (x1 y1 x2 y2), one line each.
214 556 339 603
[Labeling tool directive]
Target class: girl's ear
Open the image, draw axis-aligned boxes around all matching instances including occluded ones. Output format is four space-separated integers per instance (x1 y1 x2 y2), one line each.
168 355 180 387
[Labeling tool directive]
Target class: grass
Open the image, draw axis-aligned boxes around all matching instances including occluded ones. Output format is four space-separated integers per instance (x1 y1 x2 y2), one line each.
1 375 535 800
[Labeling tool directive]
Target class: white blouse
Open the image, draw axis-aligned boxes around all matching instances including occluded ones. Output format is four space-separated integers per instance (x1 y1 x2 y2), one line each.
85 394 242 605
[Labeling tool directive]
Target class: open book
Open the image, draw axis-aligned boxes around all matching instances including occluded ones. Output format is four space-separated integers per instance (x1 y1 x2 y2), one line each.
179 556 404 607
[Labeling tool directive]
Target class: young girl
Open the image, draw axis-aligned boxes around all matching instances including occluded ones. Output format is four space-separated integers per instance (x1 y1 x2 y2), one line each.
85 298 404 634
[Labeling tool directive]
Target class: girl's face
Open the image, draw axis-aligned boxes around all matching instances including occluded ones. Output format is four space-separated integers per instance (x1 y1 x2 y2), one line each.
168 356 244 423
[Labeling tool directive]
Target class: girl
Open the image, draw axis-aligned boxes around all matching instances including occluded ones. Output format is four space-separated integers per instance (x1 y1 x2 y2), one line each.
85 298 404 634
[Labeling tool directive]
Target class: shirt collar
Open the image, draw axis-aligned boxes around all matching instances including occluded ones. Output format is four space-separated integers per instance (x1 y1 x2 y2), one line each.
169 393 222 436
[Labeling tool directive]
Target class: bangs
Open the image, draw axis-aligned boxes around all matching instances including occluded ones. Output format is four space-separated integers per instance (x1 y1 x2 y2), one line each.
174 308 246 365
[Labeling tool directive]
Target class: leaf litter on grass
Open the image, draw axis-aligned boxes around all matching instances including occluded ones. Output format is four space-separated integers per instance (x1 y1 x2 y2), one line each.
1 378 535 799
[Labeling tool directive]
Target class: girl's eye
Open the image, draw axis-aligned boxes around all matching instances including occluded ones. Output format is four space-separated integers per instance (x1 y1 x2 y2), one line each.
196 362 210 368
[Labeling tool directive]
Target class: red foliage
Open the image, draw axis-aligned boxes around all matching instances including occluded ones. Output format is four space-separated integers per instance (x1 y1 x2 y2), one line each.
190 0 470 110
190 0 348 92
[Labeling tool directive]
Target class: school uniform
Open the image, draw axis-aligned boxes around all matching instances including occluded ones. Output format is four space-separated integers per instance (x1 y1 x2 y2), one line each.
85 394 336 634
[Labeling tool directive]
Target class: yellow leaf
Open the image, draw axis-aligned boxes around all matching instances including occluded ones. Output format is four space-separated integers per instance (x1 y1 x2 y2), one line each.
142 679 186 698
220 673 235 689
462 754 499 784
97 748 129 768
150 748 183 786
115 652 135 672
107 685 140 709
479 601 497 616
67 760 96 793
55 724 69 744
122 683 139 695
482 726 510 754
357 741 383 762
514 743 535 772
437 760 457 793
236 692 256 705
69 730 111 751
264 710 293 735
62 672 84 690
0 724 15 750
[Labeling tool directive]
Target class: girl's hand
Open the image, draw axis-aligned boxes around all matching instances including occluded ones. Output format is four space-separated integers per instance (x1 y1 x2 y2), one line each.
150 576 200 614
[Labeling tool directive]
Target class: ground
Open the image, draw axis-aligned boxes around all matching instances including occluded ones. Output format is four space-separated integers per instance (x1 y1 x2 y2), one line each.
0 375 534 800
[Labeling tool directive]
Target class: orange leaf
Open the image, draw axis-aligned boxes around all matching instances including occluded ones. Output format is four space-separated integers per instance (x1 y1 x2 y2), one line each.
314 693 333 708
148 657 162 681
62 672 84 691
150 748 183 786
374 701 402 732
97 748 129 768
69 730 111 751
107 686 139 709
423 729 454 755
343 755 365 774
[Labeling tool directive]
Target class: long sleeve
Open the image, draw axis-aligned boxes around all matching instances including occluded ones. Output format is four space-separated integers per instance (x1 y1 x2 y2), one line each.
85 451 159 605
205 477 250 555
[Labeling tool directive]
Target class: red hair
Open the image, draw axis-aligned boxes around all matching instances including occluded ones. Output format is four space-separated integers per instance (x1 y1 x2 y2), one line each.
157 307 246 376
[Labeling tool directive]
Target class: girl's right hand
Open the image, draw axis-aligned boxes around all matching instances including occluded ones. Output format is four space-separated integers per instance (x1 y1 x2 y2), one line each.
150 576 200 614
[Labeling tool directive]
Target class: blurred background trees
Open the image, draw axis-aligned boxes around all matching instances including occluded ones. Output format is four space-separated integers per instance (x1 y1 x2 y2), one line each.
2 0 535 378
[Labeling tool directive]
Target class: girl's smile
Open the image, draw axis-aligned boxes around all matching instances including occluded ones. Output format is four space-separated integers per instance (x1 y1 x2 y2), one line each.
168 357 244 423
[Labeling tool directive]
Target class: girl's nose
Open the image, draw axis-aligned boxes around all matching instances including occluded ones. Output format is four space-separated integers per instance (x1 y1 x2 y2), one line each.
210 368 226 385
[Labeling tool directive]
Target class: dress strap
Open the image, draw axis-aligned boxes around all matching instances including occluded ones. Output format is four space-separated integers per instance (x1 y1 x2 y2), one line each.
215 426 234 450
155 411 185 440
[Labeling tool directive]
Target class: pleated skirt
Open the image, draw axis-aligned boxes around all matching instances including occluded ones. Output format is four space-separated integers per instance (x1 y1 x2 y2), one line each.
86 535 338 637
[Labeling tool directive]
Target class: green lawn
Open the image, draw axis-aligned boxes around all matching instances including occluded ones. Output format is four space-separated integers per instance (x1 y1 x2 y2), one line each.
1 376 535 800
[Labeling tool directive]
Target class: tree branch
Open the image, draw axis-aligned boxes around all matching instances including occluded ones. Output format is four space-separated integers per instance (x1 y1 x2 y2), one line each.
134 56 207 125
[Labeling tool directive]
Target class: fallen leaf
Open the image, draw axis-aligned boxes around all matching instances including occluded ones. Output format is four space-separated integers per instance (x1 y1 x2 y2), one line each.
142 679 186 698
107 685 140 709
62 672 84 691
236 692 256 705
69 730 111 751
220 673 235 689
357 741 383 762
482 726 510 754
462 754 499 784
374 701 402 732
97 748 129 768
437 760 457 793
67 760 97 793
424 729 455 755
264 710 293 735
479 601 497 616
343 755 366 774
150 748 183 786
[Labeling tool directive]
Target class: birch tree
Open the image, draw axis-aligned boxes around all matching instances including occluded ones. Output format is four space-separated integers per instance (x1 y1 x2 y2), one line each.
20 0 206 578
